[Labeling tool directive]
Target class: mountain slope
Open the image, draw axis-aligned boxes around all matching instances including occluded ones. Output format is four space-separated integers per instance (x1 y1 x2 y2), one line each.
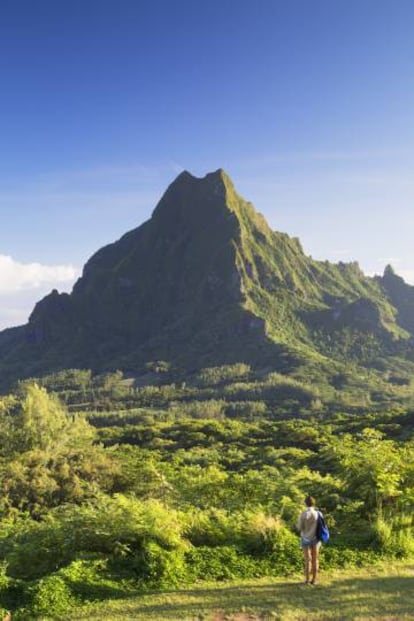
0 169 413 386
379 264 414 335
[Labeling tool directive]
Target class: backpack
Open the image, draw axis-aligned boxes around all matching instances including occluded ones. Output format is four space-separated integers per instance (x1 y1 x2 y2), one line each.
316 511 330 543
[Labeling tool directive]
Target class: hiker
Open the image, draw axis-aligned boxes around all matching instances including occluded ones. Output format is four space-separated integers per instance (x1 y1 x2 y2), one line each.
297 495 321 585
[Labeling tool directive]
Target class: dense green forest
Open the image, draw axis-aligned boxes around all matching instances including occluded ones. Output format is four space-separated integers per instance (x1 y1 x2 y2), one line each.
0 365 412 619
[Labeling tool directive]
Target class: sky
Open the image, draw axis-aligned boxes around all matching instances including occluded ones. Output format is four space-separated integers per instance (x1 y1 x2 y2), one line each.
0 0 413 329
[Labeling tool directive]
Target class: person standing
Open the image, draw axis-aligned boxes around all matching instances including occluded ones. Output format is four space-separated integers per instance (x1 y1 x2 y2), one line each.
297 495 321 585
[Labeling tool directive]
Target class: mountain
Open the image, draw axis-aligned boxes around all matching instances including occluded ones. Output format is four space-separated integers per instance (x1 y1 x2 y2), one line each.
379 265 414 336
0 169 413 387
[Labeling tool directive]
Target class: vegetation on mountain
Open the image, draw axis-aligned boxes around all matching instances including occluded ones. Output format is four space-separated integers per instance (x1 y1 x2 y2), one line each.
0 169 413 390
0 171 412 618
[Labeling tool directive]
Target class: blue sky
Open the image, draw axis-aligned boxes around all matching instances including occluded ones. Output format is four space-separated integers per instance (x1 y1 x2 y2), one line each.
0 0 413 328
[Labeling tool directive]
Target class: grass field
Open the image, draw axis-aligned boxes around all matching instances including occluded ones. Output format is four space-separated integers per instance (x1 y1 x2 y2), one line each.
54 561 414 621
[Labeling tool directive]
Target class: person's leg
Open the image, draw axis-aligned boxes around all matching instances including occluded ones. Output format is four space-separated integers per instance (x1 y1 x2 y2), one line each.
310 544 319 584
303 546 310 583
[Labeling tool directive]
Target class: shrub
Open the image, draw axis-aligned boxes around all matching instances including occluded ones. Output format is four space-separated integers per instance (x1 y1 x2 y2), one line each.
195 364 251 388
254 522 302 574
185 546 258 580
225 401 268 419
6 494 185 581
126 541 188 589
322 545 380 569
371 515 414 558
169 400 227 419
28 574 77 618
59 558 136 600
185 508 303 575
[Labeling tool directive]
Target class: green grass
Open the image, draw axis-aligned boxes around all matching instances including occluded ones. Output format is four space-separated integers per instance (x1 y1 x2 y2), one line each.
53 561 414 621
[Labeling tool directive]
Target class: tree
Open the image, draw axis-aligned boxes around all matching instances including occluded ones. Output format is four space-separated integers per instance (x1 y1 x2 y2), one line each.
322 428 406 519
0 384 119 516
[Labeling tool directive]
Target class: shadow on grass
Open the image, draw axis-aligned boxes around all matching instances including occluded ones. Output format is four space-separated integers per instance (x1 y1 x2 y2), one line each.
72 571 414 620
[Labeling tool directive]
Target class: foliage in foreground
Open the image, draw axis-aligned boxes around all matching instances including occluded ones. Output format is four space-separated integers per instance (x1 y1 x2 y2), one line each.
0 377 412 619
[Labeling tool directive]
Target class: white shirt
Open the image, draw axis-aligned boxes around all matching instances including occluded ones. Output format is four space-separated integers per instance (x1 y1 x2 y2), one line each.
298 507 318 539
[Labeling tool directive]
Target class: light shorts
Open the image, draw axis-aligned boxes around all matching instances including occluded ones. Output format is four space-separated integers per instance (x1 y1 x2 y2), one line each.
300 536 321 549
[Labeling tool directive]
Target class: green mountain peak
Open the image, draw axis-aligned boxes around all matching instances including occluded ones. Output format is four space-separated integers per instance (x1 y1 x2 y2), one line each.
0 169 413 387
384 264 396 278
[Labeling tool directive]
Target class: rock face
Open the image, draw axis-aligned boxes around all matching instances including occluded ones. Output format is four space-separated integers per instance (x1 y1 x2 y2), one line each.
0 169 413 384
379 265 414 335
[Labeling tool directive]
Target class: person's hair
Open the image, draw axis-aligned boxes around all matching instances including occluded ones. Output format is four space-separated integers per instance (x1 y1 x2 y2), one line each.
305 495 316 507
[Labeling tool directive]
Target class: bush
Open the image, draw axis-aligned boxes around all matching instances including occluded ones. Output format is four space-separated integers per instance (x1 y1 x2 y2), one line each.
169 399 227 419
195 364 251 387
59 558 136 600
28 574 77 618
371 515 414 558
185 545 258 580
185 509 303 576
322 544 380 569
126 541 188 589
256 524 302 574
225 401 268 419
6 494 185 580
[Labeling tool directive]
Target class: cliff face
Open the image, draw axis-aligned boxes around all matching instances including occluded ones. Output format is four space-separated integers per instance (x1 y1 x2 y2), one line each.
378 265 414 336
0 169 413 385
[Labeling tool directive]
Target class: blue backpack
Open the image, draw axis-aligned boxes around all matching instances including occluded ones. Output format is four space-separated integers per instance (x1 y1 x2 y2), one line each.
316 511 330 543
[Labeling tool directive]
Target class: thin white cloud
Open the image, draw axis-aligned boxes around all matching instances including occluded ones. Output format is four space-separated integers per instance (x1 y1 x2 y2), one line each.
377 257 402 265
0 254 79 293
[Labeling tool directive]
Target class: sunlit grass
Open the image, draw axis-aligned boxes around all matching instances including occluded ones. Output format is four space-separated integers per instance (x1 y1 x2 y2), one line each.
56 560 414 621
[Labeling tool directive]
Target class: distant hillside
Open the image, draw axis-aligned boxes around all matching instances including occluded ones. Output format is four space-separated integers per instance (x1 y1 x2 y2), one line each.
0 169 413 389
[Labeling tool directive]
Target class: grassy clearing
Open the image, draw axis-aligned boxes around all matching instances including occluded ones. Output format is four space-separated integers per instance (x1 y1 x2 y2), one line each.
54 561 414 621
